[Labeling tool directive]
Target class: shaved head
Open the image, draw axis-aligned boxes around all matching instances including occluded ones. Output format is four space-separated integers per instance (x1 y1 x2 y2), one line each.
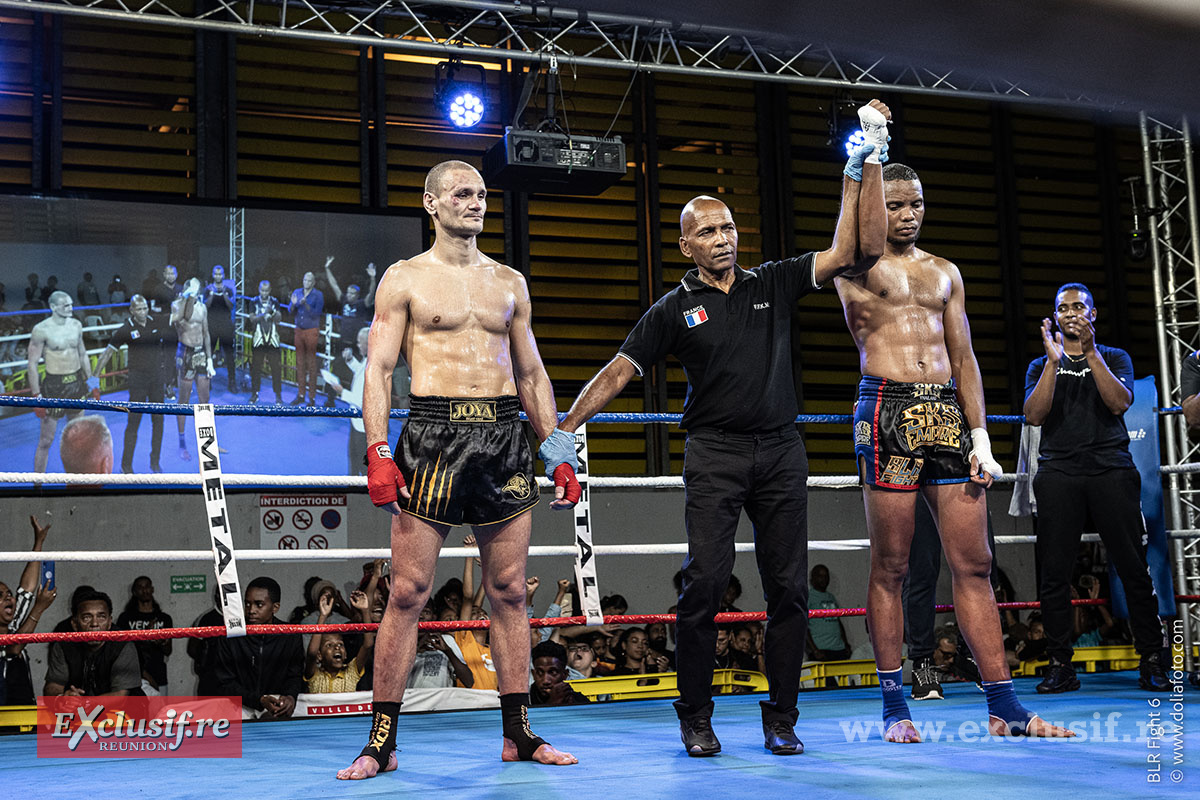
425 160 480 196
680 195 729 235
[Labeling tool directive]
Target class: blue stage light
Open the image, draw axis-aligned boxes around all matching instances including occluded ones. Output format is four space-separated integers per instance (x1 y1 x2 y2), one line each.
448 90 485 128
436 61 487 129
844 129 866 158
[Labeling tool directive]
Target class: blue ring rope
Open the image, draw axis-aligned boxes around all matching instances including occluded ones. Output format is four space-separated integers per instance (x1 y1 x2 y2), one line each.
0 395 1178 423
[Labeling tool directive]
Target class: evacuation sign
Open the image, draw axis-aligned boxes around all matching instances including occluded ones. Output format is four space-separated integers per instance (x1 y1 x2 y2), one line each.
259 495 347 550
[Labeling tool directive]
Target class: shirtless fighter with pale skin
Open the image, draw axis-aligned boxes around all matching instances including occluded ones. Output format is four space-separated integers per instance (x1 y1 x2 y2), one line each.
835 163 1071 741
338 161 580 780
171 279 213 461
27 291 97 472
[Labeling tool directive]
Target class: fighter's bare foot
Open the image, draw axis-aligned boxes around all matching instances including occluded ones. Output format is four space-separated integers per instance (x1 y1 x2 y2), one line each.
883 719 922 743
501 738 578 764
336 752 397 780
987 714 1075 738
179 447 191 461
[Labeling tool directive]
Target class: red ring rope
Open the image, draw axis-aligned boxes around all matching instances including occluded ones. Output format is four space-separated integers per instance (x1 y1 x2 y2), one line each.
5 596 1193 646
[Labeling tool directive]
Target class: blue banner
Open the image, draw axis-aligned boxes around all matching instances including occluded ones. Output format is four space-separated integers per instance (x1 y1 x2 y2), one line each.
1109 375 1176 617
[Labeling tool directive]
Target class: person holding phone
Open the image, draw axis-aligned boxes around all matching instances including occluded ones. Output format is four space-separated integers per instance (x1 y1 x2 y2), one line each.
1023 282 1168 694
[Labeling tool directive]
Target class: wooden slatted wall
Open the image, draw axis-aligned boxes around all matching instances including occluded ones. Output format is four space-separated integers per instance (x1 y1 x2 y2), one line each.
0 14 33 187
59 19 195 194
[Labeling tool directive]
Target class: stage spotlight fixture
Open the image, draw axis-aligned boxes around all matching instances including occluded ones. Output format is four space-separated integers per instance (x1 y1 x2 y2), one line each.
844 129 867 158
435 60 487 128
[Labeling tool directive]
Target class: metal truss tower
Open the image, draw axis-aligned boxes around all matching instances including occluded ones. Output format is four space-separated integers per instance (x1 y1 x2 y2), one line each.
1141 113 1200 669
228 206 245 369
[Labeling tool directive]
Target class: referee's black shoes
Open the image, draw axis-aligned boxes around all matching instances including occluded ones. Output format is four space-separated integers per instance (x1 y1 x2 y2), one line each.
762 720 804 755
1138 651 1171 692
679 716 721 756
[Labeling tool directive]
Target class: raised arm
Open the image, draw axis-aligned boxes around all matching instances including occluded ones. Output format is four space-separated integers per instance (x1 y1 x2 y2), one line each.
323 256 342 301
364 262 378 307
814 99 890 283
1023 319 1063 425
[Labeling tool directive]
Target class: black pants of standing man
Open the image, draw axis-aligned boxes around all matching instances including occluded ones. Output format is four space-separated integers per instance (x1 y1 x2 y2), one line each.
123 373 164 472
1033 467 1164 663
674 426 810 727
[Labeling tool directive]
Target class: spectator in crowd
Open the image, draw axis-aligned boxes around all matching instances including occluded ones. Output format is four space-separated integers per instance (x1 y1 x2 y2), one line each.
932 631 961 679
288 577 323 624
28 291 97 473
719 575 743 613
107 275 128 323
41 276 60 304
53 585 96 633
44 590 141 696
75 272 101 309
565 639 598 680
407 603 474 689
306 590 377 693
600 594 628 618
211 577 304 719
92 295 167 472
289 270 324 406
322 256 377 407
116 576 173 695
322 326 371 474
713 627 733 669
298 578 352 653
806 564 851 663
24 273 41 306
587 630 617 675
146 265 182 399
449 535 498 690
530 641 590 706
433 579 464 621
204 265 239 393
249 279 283 404
1023 282 1168 693
1072 577 1118 648
645 622 675 669
187 588 224 695
1014 616 1048 663
728 625 765 672
1 515 56 705
60 415 114 474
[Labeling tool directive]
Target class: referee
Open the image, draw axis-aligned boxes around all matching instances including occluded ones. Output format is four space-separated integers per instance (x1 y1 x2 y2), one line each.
544 99 891 757
93 294 166 472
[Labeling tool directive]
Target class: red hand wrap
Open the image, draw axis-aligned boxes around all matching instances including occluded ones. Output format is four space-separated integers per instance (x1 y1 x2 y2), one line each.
553 463 582 505
34 398 47 420
366 441 405 508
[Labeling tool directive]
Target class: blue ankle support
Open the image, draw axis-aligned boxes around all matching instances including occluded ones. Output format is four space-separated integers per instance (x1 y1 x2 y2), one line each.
983 679 1035 734
877 668 911 729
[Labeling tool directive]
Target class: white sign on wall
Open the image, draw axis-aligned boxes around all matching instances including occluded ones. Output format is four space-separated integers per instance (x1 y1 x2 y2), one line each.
259 494 348 550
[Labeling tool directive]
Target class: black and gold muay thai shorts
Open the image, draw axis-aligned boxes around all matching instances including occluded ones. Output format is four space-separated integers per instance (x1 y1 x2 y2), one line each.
852 375 972 490
41 369 87 419
175 343 209 381
395 395 539 526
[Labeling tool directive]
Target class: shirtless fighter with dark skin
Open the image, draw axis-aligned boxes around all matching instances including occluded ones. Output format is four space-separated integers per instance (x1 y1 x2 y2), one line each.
836 164 1072 741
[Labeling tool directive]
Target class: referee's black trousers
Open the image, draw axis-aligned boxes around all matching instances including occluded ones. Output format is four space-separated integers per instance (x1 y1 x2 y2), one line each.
123 373 164 471
673 426 809 724
1033 467 1165 664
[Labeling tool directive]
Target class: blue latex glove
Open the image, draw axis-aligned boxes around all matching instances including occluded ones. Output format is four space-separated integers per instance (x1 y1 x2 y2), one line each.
86 375 100 392
537 427 578 480
844 141 889 180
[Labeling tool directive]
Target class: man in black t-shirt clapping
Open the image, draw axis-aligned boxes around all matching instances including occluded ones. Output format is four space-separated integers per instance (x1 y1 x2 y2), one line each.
1023 282 1168 694
92 295 166 472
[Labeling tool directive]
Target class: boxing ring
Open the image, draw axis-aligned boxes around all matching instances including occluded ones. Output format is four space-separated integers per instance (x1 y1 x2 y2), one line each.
0 395 1195 796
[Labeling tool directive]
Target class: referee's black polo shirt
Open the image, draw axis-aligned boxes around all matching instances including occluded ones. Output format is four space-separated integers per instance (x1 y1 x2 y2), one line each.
108 314 166 382
617 253 818 432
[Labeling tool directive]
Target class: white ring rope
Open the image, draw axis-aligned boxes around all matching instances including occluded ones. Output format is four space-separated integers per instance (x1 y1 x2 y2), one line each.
0 471 1029 488
1 531 1194 564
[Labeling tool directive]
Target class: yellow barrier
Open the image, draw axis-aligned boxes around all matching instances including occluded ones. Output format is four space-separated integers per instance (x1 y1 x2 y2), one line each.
568 669 768 701
801 659 880 688
0 705 37 731
1012 645 1140 677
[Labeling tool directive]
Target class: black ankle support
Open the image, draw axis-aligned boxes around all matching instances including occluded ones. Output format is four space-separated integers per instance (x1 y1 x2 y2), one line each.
358 701 401 770
500 693 547 760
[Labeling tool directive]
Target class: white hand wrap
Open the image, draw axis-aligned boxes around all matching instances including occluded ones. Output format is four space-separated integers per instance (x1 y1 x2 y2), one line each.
857 104 889 165
968 427 1003 480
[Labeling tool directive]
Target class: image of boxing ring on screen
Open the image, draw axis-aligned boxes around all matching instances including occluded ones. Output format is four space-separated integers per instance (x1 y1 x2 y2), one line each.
0 197 422 485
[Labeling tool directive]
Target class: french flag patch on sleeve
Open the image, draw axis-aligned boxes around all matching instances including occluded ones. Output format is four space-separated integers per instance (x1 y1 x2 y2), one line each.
684 307 708 328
